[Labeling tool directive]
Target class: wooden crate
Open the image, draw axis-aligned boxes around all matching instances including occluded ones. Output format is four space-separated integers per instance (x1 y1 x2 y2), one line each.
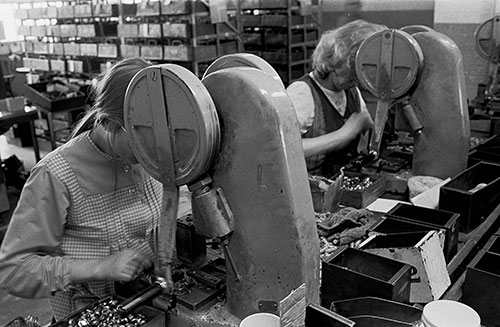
341 172 386 209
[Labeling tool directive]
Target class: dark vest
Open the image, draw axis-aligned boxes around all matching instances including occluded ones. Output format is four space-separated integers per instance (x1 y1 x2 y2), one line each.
300 74 360 177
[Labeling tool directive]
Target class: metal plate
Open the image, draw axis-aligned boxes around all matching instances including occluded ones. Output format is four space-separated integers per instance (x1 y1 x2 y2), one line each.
124 64 220 185
474 16 500 61
202 53 285 89
355 30 423 99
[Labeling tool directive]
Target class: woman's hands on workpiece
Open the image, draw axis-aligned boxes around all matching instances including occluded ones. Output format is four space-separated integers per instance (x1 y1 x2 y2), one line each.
344 102 374 134
98 249 152 282
69 249 152 283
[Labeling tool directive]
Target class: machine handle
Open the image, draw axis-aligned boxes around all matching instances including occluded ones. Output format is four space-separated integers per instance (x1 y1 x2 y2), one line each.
220 236 242 282
118 284 163 314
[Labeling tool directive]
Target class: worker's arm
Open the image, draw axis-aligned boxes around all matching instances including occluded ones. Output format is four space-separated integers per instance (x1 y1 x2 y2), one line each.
287 82 373 158
68 249 152 283
0 163 151 298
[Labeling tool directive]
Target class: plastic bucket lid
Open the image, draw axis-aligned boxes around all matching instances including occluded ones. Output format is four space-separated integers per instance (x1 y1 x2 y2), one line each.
421 300 480 327
239 313 280 327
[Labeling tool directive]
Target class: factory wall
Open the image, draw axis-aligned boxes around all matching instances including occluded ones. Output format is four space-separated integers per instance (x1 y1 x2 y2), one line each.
321 0 497 101
433 0 497 101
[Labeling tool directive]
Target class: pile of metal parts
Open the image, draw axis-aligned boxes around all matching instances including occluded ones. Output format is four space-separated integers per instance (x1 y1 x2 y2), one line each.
341 176 375 191
65 298 148 327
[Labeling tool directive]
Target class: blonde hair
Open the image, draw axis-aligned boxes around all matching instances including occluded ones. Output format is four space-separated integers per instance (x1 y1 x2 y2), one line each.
312 19 386 79
71 57 151 137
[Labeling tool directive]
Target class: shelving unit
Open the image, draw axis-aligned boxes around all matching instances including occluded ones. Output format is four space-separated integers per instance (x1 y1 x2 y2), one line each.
11 0 243 148
240 0 321 86
118 0 242 77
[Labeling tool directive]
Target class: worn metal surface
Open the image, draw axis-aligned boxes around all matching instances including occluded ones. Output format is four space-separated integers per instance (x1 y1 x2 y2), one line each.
409 31 470 178
202 67 320 319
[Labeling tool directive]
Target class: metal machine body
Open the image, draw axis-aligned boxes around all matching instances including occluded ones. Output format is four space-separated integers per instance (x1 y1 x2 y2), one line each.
123 56 320 325
202 66 320 318
356 28 470 179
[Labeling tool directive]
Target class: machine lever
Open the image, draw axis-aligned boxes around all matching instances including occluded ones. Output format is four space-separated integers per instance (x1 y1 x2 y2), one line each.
220 236 242 282
117 284 163 315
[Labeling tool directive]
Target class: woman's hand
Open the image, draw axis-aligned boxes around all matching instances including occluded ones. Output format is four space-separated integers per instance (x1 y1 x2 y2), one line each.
68 249 153 284
344 108 374 134
97 249 152 282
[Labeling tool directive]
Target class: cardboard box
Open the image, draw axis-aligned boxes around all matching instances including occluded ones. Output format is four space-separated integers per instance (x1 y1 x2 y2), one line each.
121 44 141 58
97 44 117 58
141 45 163 60
360 231 450 303
440 162 500 232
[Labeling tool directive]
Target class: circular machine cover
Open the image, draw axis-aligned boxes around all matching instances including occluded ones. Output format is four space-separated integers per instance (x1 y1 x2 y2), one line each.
474 16 500 61
355 29 424 99
400 25 434 35
202 53 285 89
124 64 220 185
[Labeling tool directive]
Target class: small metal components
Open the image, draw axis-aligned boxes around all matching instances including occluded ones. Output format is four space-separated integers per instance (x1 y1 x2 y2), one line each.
65 298 148 327
342 175 374 191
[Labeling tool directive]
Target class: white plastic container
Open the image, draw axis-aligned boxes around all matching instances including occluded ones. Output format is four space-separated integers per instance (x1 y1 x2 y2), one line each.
239 313 280 327
421 300 480 327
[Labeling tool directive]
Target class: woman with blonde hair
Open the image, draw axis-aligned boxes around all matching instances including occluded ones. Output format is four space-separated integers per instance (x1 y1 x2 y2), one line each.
287 19 387 177
0 58 163 319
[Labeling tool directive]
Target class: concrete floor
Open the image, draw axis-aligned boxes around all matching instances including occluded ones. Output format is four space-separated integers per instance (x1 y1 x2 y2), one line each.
0 135 53 326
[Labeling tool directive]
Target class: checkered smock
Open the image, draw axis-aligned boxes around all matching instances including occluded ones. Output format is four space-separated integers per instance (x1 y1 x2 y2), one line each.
0 131 163 320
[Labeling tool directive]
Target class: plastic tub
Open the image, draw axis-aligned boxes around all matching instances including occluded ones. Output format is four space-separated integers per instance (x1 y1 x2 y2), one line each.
421 300 480 327
239 313 280 327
